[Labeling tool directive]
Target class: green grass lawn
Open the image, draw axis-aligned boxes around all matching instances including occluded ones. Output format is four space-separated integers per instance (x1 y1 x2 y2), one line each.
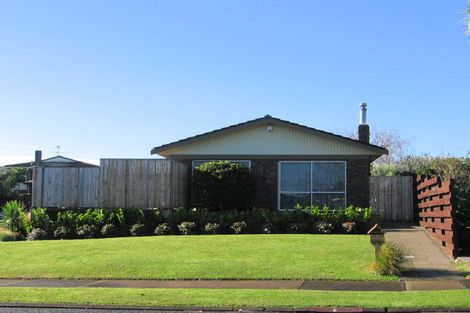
0 288 469 309
0 234 392 281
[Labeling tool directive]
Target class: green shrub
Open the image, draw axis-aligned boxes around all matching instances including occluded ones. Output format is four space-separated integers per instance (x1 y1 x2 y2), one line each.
374 242 408 276
76 209 105 228
204 222 220 234
56 211 77 231
104 208 125 228
76 224 98 239
101 224 120 237
178 221 197 235
315 221 334 234
0 230 19 242
0 200 30 236
154 223 170 235
54 226 73 239
31 208 53 235
261 222 275 234
125 209 145 227
287 223 304 234
341 221 357 234
129 223 146 236
27 228 48 241
231 221 247 234
192 161 256 210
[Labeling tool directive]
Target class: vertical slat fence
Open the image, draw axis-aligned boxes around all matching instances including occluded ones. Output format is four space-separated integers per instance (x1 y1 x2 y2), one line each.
32 159 189 209
369 176 413 222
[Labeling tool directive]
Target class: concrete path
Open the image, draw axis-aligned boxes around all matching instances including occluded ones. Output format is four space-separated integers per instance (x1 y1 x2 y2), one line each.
0 278 468 291
382 223 464 281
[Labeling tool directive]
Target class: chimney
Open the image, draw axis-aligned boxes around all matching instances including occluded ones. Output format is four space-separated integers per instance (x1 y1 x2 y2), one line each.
358 102 370 143
34 150 42 166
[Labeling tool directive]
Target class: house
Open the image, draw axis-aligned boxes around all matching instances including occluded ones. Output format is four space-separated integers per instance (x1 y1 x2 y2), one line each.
4 152 99 207
151 104 387 211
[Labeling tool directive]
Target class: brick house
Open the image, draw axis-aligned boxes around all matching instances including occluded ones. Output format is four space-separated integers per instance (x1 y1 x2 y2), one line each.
151 104 387 211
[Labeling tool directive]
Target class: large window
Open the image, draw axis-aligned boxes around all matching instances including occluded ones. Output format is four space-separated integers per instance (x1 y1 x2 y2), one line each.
278 161 346 211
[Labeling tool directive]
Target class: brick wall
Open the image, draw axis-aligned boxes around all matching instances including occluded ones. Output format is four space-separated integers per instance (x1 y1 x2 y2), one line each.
416 175 457 258
251 157 371 210
186 157 371 211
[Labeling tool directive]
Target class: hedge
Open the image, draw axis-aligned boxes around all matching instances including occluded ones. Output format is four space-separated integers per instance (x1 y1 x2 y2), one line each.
1 202 375 241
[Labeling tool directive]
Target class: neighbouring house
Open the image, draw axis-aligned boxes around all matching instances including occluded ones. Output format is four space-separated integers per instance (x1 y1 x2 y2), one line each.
151 104 388 211
4 151 99 207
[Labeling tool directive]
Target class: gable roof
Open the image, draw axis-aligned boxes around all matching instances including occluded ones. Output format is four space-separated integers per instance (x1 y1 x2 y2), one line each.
4 155 98 168
151 115 388 158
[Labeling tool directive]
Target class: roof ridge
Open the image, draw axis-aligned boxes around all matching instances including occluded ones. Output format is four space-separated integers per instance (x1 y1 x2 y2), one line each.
150 115 388 155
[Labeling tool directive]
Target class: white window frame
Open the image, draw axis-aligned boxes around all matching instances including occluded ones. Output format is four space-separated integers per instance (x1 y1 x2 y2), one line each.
191 160 251 206
277 160 347 211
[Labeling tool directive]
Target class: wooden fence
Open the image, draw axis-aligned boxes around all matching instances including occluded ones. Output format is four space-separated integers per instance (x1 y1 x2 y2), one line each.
369 176 414 222
100 159 188 208
416 175 457 258
32 167 100 208
32 159 189 209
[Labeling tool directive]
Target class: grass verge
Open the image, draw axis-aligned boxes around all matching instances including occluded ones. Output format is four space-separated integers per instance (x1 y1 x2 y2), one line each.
0 288 469 309
0 234 392 281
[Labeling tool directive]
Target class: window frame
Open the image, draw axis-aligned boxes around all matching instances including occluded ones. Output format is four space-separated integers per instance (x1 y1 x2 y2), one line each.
277 160 347 211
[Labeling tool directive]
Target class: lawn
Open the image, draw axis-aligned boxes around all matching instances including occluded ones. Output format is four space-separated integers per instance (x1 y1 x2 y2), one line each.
0 288 469 309
456 261 470 279
0 234 392 281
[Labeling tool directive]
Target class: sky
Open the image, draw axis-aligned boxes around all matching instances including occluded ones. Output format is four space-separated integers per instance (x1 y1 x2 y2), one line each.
0 0 469 165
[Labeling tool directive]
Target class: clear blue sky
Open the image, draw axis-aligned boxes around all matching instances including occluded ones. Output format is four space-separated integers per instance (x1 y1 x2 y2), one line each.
1 0 469 165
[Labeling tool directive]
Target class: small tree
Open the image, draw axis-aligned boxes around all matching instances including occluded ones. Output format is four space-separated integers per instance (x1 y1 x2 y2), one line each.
0 168 28 205
193 161 256 211
350 128 409 165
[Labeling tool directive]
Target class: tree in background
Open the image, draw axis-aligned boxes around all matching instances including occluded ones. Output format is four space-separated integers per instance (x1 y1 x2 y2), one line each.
0 168 28 206
350 128 409 169
370 129 409 165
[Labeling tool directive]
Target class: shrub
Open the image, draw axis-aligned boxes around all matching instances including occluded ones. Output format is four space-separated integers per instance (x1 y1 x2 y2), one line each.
341 221 357 234
76 224 98 239
154 223 170 235
287 223 304 234
315 221 334 234
178 221 197 235
231 221 247 234
54 226 73 239
125 209 145 226
192 161 256 210
101 224 120 238
31 208 53 235
56 211 77 230
374 242 408 276
76 209 105 229
104 208 125 228
27 228 48 241
129 223 146 236
204 222 220 234
0 230 19 242
262 222 275 234
0 200 30 236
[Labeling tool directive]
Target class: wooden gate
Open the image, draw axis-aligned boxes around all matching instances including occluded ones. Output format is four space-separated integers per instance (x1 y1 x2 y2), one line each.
369 176 414 222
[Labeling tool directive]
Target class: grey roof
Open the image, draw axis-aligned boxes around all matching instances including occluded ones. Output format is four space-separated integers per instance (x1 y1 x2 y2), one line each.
3 155 98 168
151 115 388 156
